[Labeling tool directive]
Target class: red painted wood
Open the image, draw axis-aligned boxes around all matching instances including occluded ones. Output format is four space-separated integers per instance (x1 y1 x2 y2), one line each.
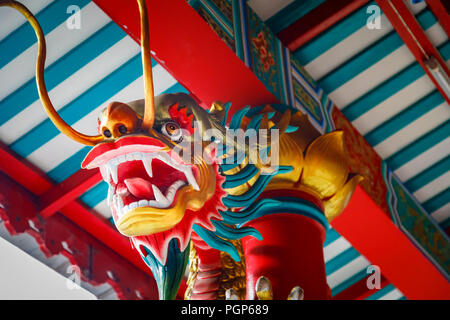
242 214 330 300
426 0 450 38
0 142 151 276
376 0 450 103
332 186 450 300
39 169 102 218
278 0 370 51
333 274 388 300
92 0 279 116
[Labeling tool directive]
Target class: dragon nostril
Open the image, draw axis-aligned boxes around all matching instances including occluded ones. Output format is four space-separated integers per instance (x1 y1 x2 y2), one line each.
118 125 128 134
103 129 112 138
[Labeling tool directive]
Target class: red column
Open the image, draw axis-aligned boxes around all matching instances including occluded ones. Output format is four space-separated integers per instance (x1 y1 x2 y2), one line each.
242 213 330 300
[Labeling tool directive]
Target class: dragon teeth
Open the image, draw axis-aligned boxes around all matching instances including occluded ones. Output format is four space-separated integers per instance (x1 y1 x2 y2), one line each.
183 167 200 191
107 163 118 184
166 180 186 202
107 184 114 206
143 156 153 178
152 185 169 205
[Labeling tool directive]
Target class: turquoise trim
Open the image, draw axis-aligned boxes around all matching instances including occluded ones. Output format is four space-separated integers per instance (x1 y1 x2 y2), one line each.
325 247 360 275
192 225 241 261
293 1 375 65
201 0 234 37
220 197 328 230
47 146 90 182
266 0 326 34
141 239 190 300
343 40 449 121
211 220 262 241
222 166 293 208
232 0 245 60
0 0 91 68
386 120 450 170
343 63 424 121
439 217 450 230
366 284 396 300
404 156 450 193
364 90 444 146
331 268 368 296
0 22 127 126
10 53 142 158
318 9 436 92
80 181 108 208
323 228 341 247
223 164 258 189
423 187 450 214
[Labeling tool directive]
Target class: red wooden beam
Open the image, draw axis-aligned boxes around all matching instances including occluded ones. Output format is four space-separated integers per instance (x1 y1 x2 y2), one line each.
0 142 151 276
333 274 389 300
332 186 450 300
92 0 278 116
426 0 450 38
277 0 370 51
376 0 450 103
39 169 102 218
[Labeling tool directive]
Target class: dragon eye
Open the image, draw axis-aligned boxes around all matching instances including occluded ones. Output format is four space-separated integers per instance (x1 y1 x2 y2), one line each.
162 122 182 141
103 129 112 138
118 125 127 134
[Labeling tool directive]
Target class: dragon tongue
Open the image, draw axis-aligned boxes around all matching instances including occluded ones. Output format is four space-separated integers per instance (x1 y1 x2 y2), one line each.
124 177 154 199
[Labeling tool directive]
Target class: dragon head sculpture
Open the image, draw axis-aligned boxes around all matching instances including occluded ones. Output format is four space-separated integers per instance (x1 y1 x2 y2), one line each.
81 93 229 264
2 0 362 300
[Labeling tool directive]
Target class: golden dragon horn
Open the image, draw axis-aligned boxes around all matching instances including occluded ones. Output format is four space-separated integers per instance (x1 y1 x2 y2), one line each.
137 0 156 129
0 0 104 146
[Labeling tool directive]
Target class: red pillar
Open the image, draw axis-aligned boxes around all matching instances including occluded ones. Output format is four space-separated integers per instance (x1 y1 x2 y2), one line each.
242 214 330 300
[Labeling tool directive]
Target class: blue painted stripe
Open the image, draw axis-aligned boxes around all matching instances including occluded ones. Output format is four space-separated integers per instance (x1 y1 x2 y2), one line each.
366 284 396 300
80 181 108 208
423 187 450 213
364 90 444 146
0 0 91 68
439 217 450 230
0 22 126 127
386 120 450 171
10 53 142 158
342 63 425 121
266 0 326 34
324 228 341 247
331 268 368 296
318 9 437 93
325 247 361 275
293 1 375 65
47 146 90 183
404 156 450 193
318 31 403 92
162 82 188 95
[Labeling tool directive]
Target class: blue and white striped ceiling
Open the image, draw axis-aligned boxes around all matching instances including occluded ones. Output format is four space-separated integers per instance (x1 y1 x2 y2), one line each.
248 0 449 300
0 0 447 300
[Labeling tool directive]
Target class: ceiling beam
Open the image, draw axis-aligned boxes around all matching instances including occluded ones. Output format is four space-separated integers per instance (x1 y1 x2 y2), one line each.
39 169 102 218
93 0 279 116
426 0 450 38
332 186 450 300
376 0 450 103
277 0 370 51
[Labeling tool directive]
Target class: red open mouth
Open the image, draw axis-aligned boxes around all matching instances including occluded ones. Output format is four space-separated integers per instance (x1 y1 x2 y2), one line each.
82 136 199 221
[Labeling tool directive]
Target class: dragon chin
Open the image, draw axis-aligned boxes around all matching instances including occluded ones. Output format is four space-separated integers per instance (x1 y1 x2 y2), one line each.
129 160 226 265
